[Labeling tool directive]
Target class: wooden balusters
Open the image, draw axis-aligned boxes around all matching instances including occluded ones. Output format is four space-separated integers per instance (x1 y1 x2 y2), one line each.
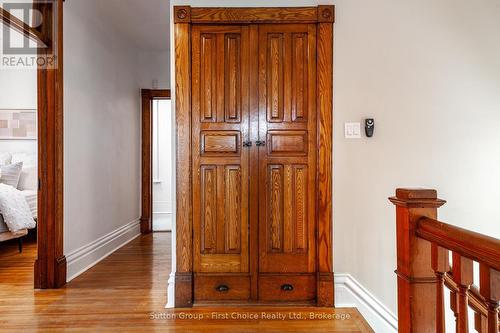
474 311 488 333
391 188 500 333
479 264 500 333
452 253 474 333
432 244 450 333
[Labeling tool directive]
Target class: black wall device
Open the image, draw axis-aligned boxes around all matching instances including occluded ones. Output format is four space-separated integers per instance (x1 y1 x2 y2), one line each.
365 119 375 137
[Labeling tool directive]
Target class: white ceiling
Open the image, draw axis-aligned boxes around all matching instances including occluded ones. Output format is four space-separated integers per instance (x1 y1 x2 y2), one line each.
97 0 170 51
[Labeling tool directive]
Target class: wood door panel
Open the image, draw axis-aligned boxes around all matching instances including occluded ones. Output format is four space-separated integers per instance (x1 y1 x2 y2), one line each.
200 33 218 122
200 165 218 254
266 33 284 122
201 131 240 155
224 34 242 123
258 24 317 274
193 25 250 274
291 33 308 122
267 130 308 156
224 165 242 253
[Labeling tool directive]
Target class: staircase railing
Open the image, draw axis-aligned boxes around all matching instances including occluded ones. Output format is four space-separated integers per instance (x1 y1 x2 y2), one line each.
389 188 500 333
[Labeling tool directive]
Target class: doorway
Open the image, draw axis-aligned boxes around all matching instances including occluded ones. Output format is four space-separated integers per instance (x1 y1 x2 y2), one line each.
141 89 172 233
0 0 65 288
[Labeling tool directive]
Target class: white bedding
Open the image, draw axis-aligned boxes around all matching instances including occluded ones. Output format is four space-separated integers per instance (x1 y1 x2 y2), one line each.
0 184 36 234
0 191 37 233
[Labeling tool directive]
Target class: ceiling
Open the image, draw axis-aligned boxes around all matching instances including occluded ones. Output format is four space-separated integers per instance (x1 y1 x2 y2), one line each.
97 0 170 51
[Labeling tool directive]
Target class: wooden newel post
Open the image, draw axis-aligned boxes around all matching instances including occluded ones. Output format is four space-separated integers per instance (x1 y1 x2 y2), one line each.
389 188 446 333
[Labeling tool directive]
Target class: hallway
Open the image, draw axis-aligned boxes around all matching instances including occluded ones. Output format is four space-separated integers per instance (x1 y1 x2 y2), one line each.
0 233 372 332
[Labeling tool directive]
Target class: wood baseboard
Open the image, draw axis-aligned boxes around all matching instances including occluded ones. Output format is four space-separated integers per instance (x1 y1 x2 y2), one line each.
175 272 193 308
55 255 67 287
317 272 335 307
34 255 67 289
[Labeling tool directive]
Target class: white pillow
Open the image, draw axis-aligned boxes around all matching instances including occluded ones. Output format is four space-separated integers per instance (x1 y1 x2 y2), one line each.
0 162 23 188
0 152 12 166
18 166 37 191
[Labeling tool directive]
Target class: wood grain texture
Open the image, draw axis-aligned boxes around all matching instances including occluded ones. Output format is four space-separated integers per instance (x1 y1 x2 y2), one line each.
392 189 500 333
479 264 500 333
0 234 373 332
316 21 334 307
190 7 320 24
248 24 260 301
452 253 473 333
174 21 193 307
200 166 217 254
34 0 66 289
200 33 217 122
258 24 317 278
389 189 446 333
417 217 500 271
225 166 242 253
174 6 191 23
267 130 308 156
192 25 250 276
176 7 335 306
258 274 316 302
224 34 242 122
201 131 240 155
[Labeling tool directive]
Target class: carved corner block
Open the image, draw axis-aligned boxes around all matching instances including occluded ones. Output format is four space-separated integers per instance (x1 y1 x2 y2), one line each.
174 6 191 24
318 5 335 23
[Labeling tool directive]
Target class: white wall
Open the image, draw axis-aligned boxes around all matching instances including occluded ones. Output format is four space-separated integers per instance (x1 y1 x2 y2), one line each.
0 27 37 164
64 0 142 260
137 50 171 89
170 0 500 320
333 0 500 314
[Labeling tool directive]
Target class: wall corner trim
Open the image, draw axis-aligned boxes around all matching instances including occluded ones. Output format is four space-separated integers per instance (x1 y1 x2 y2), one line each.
66 218 141 282
334 273 398 333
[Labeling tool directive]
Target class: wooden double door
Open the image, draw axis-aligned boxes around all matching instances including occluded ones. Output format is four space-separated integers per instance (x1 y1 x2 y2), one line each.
191 23 319 303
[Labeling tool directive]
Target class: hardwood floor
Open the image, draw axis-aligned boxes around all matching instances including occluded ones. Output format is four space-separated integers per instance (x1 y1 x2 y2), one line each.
0 233 373 332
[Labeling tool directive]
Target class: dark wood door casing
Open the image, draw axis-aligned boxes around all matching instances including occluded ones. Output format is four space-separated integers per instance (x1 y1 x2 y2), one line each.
174 6 334 308
141 89 171 234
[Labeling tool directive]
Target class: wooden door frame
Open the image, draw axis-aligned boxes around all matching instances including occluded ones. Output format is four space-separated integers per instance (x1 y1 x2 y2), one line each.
141 89 171 234
1 0 66 288
173 5 335 307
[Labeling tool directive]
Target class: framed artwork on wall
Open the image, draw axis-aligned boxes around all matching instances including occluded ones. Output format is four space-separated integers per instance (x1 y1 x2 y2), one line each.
0 109 37 140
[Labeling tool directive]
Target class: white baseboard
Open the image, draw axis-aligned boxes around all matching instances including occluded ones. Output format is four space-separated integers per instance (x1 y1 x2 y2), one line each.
66 218 141 282
165 272 176 308
335 273 397 333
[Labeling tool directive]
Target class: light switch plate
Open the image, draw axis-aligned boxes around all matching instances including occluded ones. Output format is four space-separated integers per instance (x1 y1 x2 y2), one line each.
345 122 362 139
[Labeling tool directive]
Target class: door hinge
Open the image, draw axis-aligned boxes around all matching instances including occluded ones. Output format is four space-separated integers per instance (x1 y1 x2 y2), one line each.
38 178 41 191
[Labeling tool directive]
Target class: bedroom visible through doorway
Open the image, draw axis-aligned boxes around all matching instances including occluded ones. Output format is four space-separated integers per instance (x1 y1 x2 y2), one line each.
0 24 39 283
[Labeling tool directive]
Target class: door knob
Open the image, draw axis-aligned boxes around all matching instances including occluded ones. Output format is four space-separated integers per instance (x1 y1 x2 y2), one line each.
243 141 252 147
216 285 229 292
256 140 266 147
